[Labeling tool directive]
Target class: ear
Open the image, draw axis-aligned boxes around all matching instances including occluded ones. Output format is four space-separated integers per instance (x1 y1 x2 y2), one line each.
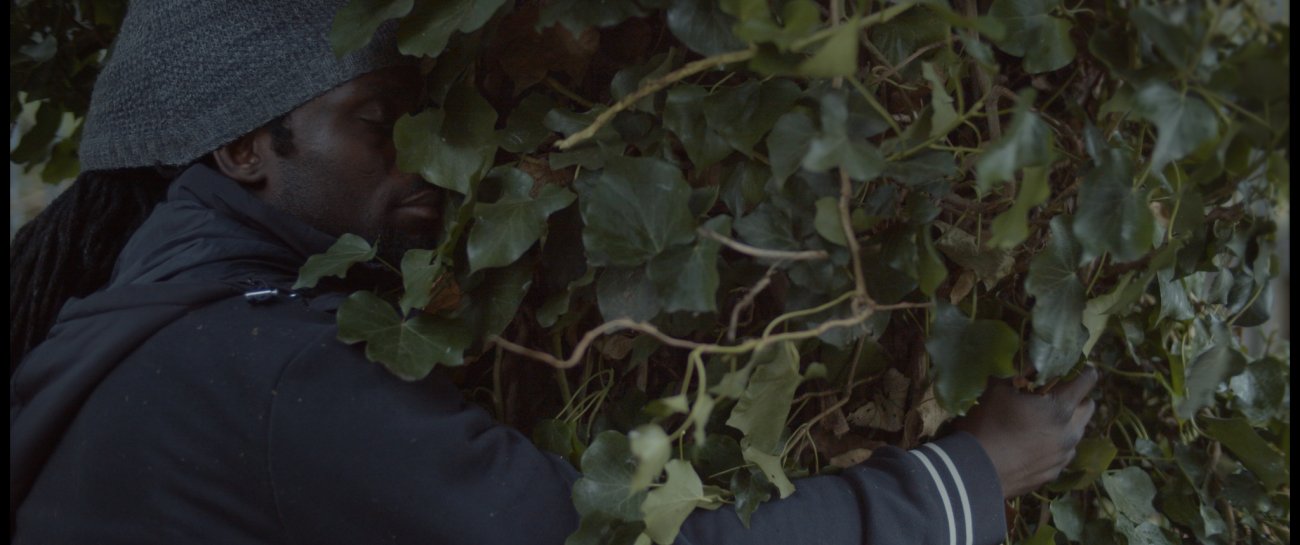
212 128 274 187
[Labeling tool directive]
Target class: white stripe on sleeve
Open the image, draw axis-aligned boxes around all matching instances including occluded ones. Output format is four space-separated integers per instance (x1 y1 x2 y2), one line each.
923 443 974 545
909 449 957 545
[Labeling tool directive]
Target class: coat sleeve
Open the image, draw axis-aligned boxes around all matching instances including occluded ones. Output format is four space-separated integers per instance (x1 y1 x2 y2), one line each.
267 331 1005 545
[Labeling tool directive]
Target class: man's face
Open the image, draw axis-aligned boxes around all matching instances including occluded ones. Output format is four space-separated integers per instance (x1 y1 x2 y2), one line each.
257 66 441 261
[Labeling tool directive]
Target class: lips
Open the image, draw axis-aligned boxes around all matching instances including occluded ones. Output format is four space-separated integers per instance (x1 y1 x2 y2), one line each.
398 189 440 208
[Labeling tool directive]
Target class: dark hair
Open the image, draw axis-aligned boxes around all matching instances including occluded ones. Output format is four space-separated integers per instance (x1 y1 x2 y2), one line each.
9 116 298 374
9 168 172 373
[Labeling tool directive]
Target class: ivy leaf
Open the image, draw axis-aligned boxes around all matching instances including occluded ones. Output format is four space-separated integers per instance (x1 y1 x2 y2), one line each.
813 197 847 246
646 216 730 313
1072 147 1155 263
1229 357 1289 427
925 301 1019 414
1051 495 1085 541
398 248 438 315
921 62 958 137
766 109 817 185
987 0 1076 73
1132 81 1221 171
597 266 663 322
803 90 885 182
395 84 498 195
534 418 583 462
1175 333 1247 420
1048 436 1117 491
396 0 474 57
915 225 948 297
987 165 1050 249
330 0 414 57
498 93 557 153
1025 216 1086 383
1202 417 1288 490
336 291 470 380
974 90 1053 196
664 85 734 169
538 0 646 34
703 79 802 157
641 460 708 544
573 431 648 522
1101 466 1159 524
460 257 534 339
468 167 576 273
740 441 795 498
734 203 800 255
293 233 377 290
628 424 671 493
577 156 697 267
729 466 774 528
726 342 802 454
667 0 746 56
797 18 859 78
869 8 949 77
564 512 647 545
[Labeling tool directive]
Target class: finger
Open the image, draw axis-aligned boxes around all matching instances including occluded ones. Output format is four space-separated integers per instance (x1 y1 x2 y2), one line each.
1053 366 1099 407
1068 398 1097 436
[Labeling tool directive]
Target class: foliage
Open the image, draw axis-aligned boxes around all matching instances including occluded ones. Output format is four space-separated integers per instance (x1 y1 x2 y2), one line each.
13 0 1289 543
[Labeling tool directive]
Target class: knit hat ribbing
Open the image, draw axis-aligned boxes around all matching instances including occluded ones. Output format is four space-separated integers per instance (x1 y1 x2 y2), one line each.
78 1 413 171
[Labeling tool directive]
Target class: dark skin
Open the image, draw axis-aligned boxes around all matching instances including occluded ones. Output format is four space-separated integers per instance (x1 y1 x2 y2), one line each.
213 66 440 262
213 66 1098 501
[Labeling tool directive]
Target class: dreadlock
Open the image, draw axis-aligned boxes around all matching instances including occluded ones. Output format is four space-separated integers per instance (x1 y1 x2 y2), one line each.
9 114 297 374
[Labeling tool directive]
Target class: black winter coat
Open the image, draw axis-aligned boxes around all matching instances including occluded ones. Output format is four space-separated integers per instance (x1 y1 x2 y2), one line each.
11 164 1008 544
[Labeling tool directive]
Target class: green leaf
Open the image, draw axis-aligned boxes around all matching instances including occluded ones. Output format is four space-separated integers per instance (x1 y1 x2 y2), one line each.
667 0 746 56
398 249 438 314
1071 148 1155 263
577 156 697 267
925 301 1020 414
573 431 648 522
729 466 774 527
813 197 847 246
1229 357 1290 426
703 79 802 157
1049 436 1117 491
538 0 647 34
597 266 663 322
803 90 886 182
868 8 949 76
1022 524 1057 545
726 342 802 453
1202 417 1288 490
797 19 859 78
396 0 474 57
1175 332 1247 420
1050 495 1084 541
1132 81 1220 171
664 85 734 169
11 101 62 165
641 460 708 544
534 418 583 461
336 291 470 380
395 84 498 195
740 441 795 498
766 109 817 184
628 424 671 493
987 0 1076 73
1101 466 1158 524
646 216 730 313
1025 216 1086 382
329 0 414 57
498 93 557 153
974 91 1053 197
987 165 1050 249
468 167 576 273
734 203 800 255
564 512 647 545
915 225 948 297
921 62 958 137
293 233 378 290
461 257 534 339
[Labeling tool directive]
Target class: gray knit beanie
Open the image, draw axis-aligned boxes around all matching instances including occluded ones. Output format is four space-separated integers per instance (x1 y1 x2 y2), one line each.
78 1 414 171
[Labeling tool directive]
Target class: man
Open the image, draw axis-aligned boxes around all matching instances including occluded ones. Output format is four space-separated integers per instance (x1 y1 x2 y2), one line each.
9 1 1097 543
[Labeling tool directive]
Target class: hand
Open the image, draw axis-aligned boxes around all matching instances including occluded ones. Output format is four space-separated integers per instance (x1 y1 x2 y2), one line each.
952 368 1098 499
